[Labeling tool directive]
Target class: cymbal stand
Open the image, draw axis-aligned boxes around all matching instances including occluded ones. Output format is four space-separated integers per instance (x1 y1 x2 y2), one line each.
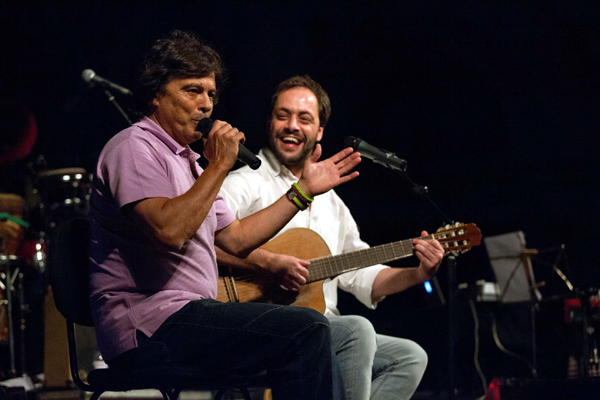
0 254 26 377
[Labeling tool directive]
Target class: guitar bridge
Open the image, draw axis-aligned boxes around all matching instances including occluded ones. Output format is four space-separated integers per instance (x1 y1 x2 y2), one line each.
222 275 240 303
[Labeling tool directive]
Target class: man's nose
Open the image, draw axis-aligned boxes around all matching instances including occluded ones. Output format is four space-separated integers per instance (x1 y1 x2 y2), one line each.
198 94 213 114
286 115 300 131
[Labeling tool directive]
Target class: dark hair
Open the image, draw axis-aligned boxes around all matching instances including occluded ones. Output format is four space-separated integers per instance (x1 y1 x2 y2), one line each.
134 30 224 118
271 75 331 127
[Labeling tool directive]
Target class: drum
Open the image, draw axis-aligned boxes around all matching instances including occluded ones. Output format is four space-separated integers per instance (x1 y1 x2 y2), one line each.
0 194 26 347
35 168 91 230
0 193 26 256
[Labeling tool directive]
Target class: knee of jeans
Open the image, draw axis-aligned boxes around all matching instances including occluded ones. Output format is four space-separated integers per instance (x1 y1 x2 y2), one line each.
290 306 330 329
298 311 332 350
407 341 428 374
351 316 377 345
332 315 377 354
380 337 428 375
350 315 376 335
355 317 377 356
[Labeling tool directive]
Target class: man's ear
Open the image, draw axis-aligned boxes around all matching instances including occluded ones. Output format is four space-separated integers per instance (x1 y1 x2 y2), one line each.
317 126 324 142
152 95 160 108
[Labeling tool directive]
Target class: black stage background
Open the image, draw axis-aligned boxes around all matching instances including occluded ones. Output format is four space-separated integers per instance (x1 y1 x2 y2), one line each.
1 2 599 397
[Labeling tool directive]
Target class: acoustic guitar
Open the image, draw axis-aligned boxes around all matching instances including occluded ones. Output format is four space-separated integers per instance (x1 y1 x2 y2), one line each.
217 223 481 313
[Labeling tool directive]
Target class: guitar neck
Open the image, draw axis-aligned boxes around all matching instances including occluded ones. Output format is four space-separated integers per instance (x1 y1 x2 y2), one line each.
307 237 420 283
305 223 481 283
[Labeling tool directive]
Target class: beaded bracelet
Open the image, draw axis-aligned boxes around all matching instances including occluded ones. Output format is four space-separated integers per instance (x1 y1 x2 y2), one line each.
292 182 314 203
286 182 313 211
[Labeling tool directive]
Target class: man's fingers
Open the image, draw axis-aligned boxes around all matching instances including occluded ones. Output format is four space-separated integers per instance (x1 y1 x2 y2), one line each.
414 239 445 266
210 120 245 143
337 171 360 185
290 268 308 285
298 267 310 280
296 274 307 285
415 241 444 257
274 257 310 290
337 153 361 175
328 147 356 164
287 274 305 290
309 143 323 162
283 283 299 292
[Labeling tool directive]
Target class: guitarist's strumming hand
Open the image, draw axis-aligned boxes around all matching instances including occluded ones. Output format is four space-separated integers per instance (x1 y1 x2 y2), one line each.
264 252 310 292
413 230 445 282
296 145 361 198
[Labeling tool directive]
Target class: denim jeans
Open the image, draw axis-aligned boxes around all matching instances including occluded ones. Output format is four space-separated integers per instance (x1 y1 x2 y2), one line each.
108 299 343 400
329 315 428 400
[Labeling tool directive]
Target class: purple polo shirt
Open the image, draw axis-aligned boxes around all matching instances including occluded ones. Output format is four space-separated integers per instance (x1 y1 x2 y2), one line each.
89 117 235 361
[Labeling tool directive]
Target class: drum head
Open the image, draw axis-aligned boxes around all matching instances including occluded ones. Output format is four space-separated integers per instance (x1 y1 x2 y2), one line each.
0 193 25 216
36 168 87 179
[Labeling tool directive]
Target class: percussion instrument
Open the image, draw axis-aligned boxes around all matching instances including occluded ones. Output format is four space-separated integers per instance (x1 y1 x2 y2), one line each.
14 237 46 272
0 193 26 256
35 168 91 230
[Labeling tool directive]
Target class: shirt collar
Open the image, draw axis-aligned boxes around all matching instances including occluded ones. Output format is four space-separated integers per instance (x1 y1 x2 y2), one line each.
259 147 297 180
134 117 201 161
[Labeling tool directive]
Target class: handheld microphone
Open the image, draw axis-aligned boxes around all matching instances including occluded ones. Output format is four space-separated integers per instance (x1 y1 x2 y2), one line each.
197 118 261 170
81 69 132 96
344 136 407 171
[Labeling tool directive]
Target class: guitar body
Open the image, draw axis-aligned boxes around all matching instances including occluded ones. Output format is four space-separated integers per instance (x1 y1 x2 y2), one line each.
217 228 332 313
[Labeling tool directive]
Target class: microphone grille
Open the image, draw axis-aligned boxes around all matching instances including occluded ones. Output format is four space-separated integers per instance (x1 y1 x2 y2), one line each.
343 136 360 150
81 69 95 82
196 118 214 137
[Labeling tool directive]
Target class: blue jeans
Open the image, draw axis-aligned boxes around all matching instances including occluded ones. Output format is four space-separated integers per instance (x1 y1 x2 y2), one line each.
108 299 343 400
329 315 428 400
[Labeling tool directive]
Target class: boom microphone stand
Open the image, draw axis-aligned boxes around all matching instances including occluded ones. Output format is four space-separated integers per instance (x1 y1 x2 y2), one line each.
81 69 133 124
102 89 132 125
344 136 462 399
390 164 461 400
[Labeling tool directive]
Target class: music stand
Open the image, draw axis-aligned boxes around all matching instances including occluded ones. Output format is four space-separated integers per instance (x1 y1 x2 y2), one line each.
485 231 541 304
484 231 541 372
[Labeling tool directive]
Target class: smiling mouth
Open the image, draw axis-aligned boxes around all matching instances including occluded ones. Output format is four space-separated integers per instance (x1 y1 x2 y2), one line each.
280 136 301 145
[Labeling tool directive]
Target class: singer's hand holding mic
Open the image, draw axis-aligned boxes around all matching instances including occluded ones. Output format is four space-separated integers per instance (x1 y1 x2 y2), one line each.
197 118 261 170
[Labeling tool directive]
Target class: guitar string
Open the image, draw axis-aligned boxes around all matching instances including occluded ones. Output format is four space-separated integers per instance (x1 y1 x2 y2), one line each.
225 239 414 284
308 227 475 280
310 238 415 282
222 226 475 284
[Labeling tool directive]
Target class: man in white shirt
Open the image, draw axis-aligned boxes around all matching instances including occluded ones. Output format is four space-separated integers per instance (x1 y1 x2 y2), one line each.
218 75 444 400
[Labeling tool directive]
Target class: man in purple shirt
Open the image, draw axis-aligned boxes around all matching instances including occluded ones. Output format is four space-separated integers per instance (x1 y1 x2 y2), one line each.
89 30 360 400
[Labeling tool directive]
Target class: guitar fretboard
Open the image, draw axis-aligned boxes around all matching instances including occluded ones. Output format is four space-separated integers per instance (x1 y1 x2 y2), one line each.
307 236 425 283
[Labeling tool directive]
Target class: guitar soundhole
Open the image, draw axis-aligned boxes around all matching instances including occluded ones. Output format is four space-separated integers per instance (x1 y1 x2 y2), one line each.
268 286 299 306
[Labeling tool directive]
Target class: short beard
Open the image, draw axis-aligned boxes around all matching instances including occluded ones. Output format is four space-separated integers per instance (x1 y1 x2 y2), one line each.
269 135 317 170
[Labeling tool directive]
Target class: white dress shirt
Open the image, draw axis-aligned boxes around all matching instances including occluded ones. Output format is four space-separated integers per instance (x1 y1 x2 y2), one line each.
220 148 389 316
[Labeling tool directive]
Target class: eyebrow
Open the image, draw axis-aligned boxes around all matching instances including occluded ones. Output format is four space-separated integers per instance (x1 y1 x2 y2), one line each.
275 107 315 118
182 83 202 89
181 82 216 91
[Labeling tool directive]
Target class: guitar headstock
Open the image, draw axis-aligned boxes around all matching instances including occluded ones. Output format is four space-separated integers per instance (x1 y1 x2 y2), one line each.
432 222 482 256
